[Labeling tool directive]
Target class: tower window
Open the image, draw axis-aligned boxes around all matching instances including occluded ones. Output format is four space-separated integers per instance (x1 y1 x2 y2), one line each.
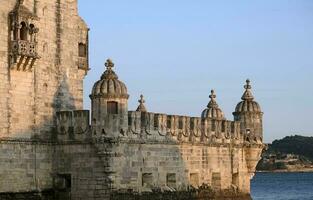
166 173 176 188
107 101 118 114
20 22 28 41
78 43 87 57
190 173 199 187
142 173 153 188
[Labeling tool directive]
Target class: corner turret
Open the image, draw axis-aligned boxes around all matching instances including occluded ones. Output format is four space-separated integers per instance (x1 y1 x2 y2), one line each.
90 59 129 137
233 79 263 141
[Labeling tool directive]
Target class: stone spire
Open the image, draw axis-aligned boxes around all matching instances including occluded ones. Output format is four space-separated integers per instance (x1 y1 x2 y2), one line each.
241 79 254 101
136 94 147 112
101 58 118 80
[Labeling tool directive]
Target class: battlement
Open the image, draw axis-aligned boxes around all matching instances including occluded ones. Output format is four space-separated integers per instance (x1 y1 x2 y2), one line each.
56 110 90 141
56 109 261 145
127 111 246 144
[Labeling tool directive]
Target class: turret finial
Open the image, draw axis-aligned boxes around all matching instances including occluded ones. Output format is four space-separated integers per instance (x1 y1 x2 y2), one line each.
105 59 114 71
101 58 118 80
139 94 145 104
209 89 216 100
207 89 218 108
244 79 252 90
136 94 147 112
241 79 254 101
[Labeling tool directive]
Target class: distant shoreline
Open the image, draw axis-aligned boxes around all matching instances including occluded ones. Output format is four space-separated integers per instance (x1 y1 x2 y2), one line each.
257 169 313 173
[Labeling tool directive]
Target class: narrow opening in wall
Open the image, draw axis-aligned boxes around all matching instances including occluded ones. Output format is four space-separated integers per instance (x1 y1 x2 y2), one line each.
212 172 221 190
190 120 195 129
141 113 146 126
107 101 118 114
55 174 72 200
231 122 235 133
179 118 183 129
142 173 153 188
55 174 71 190
211 121 216 131
167 117 171 128
166 173 176 188
190 173 199 188
128 114 132 126
221 121 226 132
154 115 158 128
78 43 87 57
20 22 28 40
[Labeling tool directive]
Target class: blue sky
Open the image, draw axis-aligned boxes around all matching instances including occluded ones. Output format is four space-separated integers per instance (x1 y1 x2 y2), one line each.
78 0 313 143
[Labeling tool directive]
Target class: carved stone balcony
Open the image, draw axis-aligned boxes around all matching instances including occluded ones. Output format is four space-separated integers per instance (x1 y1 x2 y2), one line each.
10 40 39 71
11 40 39 58
77 57 89 72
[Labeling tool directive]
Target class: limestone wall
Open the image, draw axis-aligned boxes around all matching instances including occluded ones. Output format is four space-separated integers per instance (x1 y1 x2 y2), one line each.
53 142 112 200
0 0 14 137
0 140 53 193
0 0 88 139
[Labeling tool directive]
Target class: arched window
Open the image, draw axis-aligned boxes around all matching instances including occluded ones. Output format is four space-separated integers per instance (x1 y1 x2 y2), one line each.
107 101 118 114
78 43 87 57
20 22 28 41
29 24 35 41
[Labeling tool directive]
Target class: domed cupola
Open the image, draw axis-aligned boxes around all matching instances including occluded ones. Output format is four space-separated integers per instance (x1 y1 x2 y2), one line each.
233 79 263 140
90 59 129 99
201 90 225 120
90 59 129 136
234 79 261 114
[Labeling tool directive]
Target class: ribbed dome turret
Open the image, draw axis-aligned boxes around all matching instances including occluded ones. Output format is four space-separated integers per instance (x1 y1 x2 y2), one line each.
90 59 129 99
201 90 225 120
234 79 261 113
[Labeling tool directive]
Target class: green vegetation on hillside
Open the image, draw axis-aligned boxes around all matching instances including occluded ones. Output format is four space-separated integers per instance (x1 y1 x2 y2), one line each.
257 135 313 171
269 135 313 161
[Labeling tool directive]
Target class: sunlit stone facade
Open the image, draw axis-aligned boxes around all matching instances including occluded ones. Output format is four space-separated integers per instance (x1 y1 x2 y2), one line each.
0 1 264 199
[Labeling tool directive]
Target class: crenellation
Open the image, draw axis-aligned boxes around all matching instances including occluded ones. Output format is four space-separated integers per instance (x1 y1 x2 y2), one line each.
0 1 263 199
94 111 252 146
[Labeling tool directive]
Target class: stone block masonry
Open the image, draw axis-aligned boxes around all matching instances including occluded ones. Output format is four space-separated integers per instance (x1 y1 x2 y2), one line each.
0 1 264 200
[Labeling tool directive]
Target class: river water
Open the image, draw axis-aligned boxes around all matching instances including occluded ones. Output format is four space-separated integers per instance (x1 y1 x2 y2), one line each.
251 172 313 200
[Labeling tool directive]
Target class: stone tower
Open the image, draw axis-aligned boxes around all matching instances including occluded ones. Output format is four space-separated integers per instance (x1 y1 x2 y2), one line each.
90 59 129 137
233 79 263 141
0 0 89 139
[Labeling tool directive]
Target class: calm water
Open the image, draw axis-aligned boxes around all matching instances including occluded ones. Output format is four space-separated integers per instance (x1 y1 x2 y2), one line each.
251 172 313 200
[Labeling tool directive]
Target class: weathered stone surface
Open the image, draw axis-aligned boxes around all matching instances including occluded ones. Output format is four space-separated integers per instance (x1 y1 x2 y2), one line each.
0 1 264 200
0 0 88 139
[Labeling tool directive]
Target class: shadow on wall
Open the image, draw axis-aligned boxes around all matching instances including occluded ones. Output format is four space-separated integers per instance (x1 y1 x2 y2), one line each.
88 110 253 200
32 75 77 140
0 75 79 199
